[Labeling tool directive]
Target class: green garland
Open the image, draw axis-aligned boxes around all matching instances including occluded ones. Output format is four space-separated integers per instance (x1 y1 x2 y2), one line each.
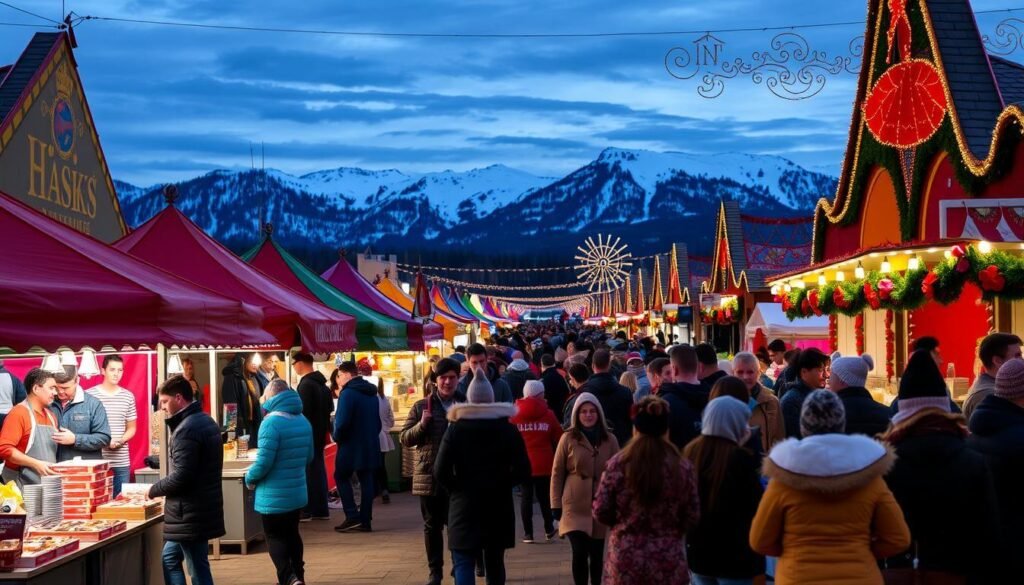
784 244 1024 320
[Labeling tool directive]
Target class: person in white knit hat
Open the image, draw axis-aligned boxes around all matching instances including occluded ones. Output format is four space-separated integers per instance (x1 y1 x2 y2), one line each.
434 368 529 585
828 352 892 437
510 380 563 543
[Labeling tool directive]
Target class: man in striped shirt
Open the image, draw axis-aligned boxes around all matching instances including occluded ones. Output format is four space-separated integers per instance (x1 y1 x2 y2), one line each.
87 355 138 497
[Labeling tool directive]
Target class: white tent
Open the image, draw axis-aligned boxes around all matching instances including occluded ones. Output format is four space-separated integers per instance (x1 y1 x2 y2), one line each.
745 303 828 347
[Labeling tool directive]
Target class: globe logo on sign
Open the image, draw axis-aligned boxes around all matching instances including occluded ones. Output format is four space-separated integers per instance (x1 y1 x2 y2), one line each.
52 97 74 156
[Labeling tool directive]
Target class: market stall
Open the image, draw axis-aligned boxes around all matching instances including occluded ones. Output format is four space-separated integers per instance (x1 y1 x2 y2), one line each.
744 303 829 353
701 201 813 353
770 0 1024 403
242 230 410 352
376 277 475 345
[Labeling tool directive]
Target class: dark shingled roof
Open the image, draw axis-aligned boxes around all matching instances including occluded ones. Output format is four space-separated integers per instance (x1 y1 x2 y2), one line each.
0 33 61 126
990 55 1024 106
925 0 1004 160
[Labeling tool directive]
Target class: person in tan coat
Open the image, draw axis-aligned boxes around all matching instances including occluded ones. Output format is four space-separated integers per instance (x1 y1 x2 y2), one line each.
550 392 620 585
733 352 785 453
750 390 910 585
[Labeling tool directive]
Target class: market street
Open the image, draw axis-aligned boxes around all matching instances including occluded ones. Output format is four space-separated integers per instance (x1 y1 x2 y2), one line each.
210 492 573 584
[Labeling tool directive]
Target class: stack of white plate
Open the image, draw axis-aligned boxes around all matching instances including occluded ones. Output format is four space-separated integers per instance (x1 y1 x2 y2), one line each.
21 484 42 519
40 476 63 520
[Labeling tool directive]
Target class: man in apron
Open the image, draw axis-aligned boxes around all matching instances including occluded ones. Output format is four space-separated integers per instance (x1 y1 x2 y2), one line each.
0 368 60 488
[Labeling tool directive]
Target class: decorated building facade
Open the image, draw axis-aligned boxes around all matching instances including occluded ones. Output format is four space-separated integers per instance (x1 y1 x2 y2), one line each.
771 0 1024 397
702 200 814 352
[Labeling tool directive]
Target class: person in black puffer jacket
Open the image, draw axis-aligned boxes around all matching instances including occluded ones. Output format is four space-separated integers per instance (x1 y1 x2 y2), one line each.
149 375 224 585
220 352 265 445
580 349 633 447
401 359 467 585
880 350 999 583
828 353 891 437
969 357 1024 581
658 345 708 450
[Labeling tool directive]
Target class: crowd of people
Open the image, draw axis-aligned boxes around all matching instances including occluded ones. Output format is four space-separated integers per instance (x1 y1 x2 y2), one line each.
6 321 1024 585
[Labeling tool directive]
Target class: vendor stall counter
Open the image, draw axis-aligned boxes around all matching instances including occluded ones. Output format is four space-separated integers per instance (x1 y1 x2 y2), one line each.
0 516 163 585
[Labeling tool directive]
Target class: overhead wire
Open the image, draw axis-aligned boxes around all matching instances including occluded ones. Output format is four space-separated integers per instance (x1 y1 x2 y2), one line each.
69 7 1024 40
0 1 60 24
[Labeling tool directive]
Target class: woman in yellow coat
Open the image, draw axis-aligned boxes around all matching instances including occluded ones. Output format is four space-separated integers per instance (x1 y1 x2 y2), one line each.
750 390 909 585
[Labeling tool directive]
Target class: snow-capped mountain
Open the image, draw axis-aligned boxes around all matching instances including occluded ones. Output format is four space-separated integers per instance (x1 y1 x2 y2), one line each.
116 148 837 268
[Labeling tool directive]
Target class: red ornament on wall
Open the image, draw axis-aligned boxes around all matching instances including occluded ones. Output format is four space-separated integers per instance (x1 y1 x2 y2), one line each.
863 60 947 148
884 310 896 382
829 314 839 353
855 313 866 356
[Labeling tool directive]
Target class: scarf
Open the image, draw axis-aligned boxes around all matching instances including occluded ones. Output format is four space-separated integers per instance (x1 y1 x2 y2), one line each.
581 426 601 447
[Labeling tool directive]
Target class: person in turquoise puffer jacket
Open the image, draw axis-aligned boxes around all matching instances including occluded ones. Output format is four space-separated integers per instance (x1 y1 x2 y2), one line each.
245 380 314 585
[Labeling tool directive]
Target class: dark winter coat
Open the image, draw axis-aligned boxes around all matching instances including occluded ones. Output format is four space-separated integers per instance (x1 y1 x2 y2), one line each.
333 376 382 472
836 386 891 437
296 371 332 452
780 379 816 438
968 394 1024 578
400 391 466 496
540 367 570 418
501 366 535 401
581 373 634 447
657 381 708 449
687 445 764 579
882 410 999 580
148 401 225 542
701 369 728 390
220 355 265 445
434 402 530 551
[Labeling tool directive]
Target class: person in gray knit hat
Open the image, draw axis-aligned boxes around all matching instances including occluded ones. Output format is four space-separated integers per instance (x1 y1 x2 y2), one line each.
828 353 891 436
801 389 846 437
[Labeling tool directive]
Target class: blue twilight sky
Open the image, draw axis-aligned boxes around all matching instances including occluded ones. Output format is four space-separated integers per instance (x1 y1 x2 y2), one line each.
0 0 1016 185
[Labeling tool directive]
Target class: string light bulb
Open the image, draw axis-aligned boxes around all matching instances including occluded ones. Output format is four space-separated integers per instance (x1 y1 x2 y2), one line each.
855 262 865 279
817 272 827 286
880 257 891 274
978 241 993 254
908 255 921 271
783 284 792 292
794 280 806 290
835 270 845 282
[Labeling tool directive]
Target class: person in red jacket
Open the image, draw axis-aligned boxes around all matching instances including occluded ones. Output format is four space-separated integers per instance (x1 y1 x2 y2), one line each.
511 380 564 543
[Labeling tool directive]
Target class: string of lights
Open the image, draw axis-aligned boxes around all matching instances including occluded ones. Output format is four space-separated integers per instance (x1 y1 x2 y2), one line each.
66 8 1024 39
399 268 589 290
394 252 665 274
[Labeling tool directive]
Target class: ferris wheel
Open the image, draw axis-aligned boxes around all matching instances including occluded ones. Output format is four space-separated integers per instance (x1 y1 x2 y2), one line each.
575 234 632 293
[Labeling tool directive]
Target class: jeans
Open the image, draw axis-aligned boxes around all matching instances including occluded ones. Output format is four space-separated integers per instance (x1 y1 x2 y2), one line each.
337 467 374 526
519 475 553 537
161 539 213 585
304 451 329 517
566 531 604 585
690 575 754 585
452 548 505 585
262 509 305 585
420 494 450 579
111 466 130 498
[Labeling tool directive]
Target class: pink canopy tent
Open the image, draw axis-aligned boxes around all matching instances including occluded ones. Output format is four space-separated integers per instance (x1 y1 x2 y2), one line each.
115 201 357 353
320 253 443 351
0 192 275 352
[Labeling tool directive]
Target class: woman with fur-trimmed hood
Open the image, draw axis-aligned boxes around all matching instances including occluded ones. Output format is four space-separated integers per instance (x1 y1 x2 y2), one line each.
434 367 531 585
750 390 909 585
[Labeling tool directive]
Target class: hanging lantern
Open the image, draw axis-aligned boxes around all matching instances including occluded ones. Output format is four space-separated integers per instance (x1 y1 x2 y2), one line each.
167 354 184 375
78 348 101 378
40 354 64 373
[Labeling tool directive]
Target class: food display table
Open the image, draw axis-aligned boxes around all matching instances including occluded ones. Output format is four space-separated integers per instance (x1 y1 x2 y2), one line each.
0 516 164 585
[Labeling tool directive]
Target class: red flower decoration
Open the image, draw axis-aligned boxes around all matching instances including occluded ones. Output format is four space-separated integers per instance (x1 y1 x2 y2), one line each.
922 272 938 298
979 265 1006 292
951 245 966 258
801 299 811 316
833 286 849 308
807 289 822 315
878 278 894 300
956 257 970 273
781 296 792 311
863 282 880 310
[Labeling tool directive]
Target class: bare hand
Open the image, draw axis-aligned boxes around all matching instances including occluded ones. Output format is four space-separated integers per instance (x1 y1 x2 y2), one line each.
109 440 123 450
34 461 57 477
52 430 76 446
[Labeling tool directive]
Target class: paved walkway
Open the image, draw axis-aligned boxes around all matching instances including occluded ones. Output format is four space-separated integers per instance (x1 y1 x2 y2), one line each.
211 492 575 584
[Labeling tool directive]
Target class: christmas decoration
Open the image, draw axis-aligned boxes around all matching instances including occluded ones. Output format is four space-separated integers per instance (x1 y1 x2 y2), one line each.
863 60 947 148
884 310 895 382
575 234 633 293
701 298 739 325
855 313 865 356
828 314 839 353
